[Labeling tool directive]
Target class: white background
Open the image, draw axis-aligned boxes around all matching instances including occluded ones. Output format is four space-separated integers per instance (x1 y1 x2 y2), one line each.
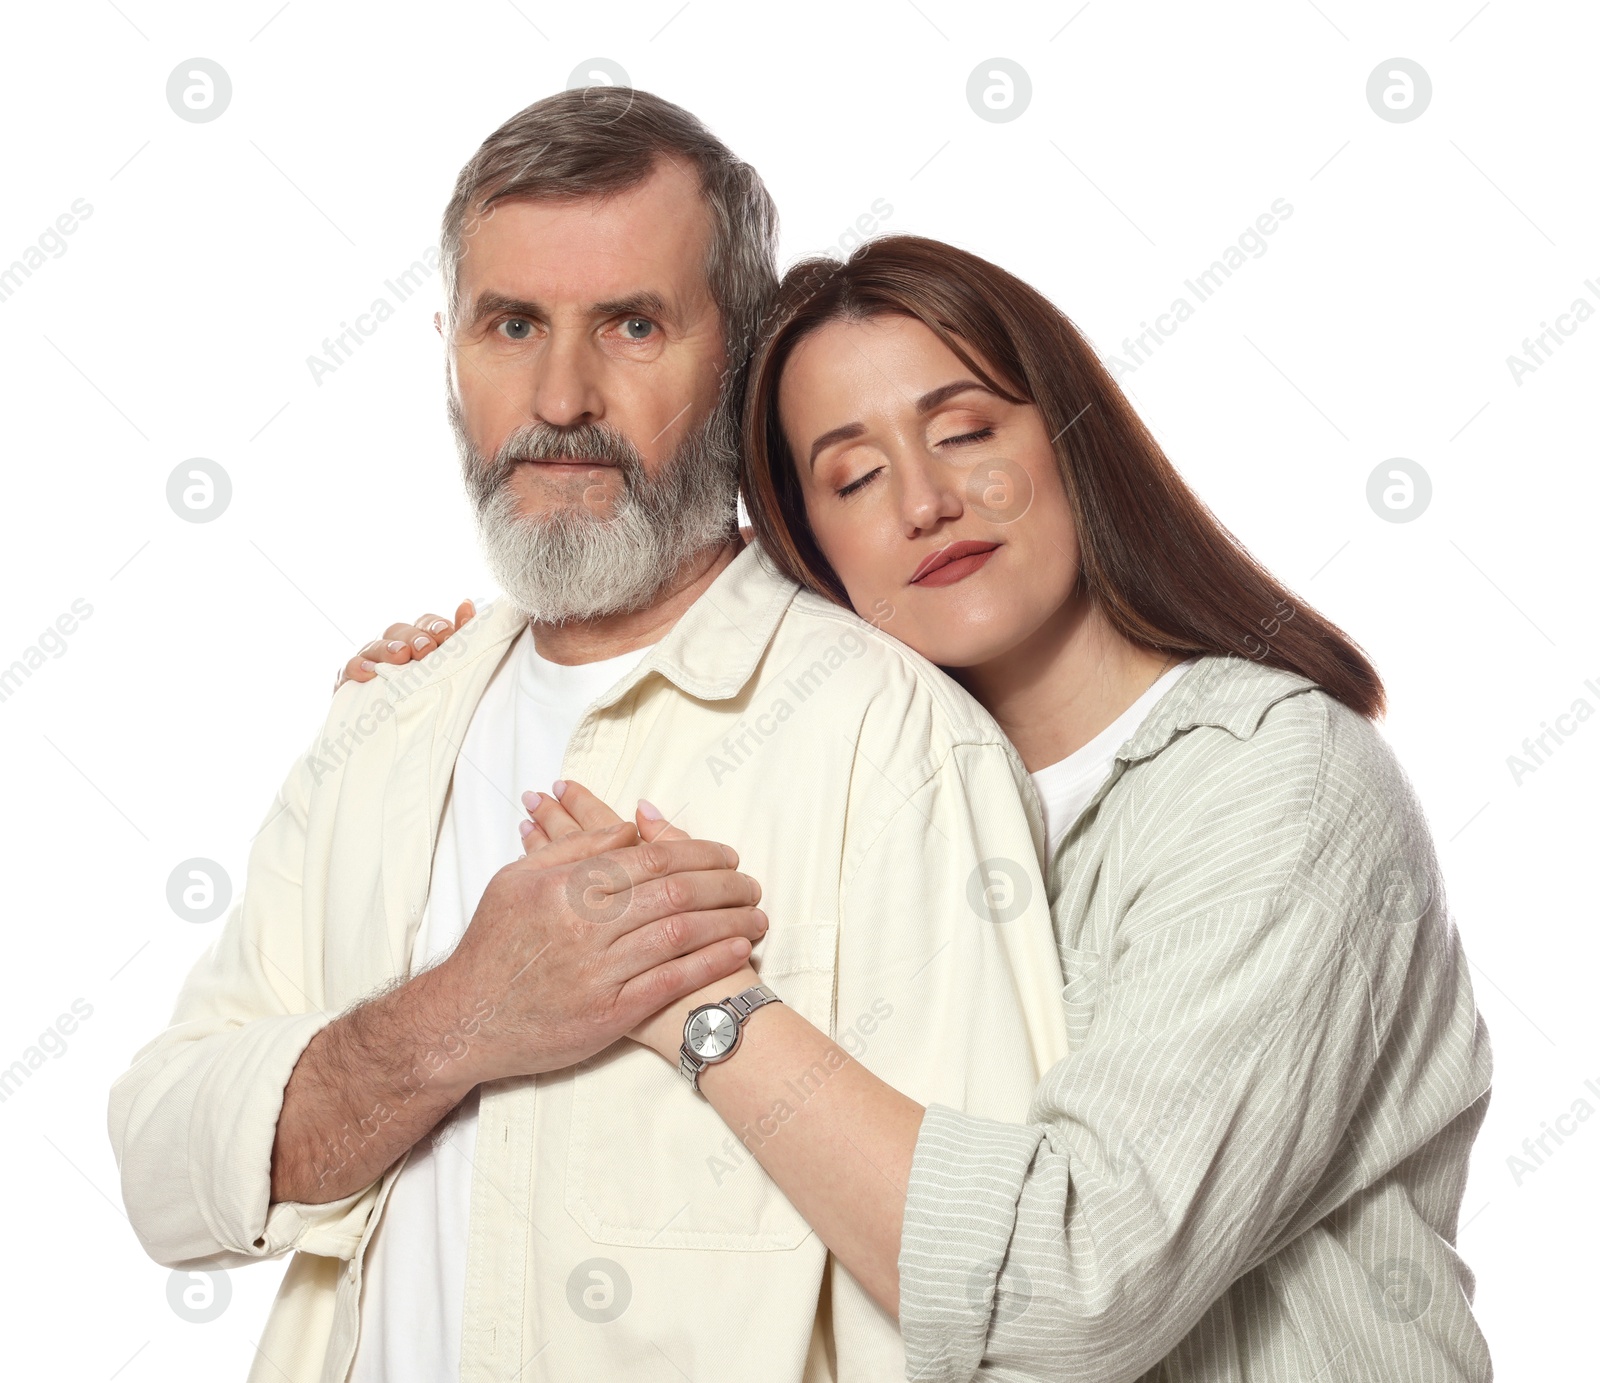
1 1 1594 1378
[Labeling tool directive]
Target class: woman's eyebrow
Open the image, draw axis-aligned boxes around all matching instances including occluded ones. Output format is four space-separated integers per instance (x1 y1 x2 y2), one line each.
914 379 989 413
807 422 866 469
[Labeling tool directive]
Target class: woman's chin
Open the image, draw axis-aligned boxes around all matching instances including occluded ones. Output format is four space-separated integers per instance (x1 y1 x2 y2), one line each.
897 619 1033 672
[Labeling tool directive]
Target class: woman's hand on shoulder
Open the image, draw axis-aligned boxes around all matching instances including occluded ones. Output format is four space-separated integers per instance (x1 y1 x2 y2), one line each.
332 599 475 694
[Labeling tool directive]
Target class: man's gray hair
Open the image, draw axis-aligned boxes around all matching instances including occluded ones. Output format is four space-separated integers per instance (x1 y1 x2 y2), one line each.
440 87 779 374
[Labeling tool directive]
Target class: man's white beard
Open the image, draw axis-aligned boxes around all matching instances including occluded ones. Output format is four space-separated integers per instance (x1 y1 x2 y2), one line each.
449 394 740 625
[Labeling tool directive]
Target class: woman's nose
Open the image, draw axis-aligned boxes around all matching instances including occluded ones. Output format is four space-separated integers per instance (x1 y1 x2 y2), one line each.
898 451 965 535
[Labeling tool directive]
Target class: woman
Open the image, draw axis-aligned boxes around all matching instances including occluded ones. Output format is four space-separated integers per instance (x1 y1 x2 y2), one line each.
340 236 1491 1381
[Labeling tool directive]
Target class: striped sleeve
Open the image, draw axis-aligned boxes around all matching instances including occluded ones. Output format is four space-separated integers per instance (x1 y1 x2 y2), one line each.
896 689 1486 1382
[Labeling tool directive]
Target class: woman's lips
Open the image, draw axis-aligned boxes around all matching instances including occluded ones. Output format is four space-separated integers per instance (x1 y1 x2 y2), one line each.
910 540 1002 587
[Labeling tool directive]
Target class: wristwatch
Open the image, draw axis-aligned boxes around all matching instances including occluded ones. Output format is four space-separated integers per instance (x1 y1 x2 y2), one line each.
677 983 782 1094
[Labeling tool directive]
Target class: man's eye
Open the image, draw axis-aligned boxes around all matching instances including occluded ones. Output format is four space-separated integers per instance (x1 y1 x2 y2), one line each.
619 317 656 341
499 318 533 341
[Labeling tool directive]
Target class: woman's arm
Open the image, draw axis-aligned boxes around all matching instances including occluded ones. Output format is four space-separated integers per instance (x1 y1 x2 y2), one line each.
534 703 1489 1383
668 971 926 1314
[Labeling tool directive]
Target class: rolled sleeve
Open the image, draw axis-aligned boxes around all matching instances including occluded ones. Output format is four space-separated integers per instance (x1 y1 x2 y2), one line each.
898 1104 1047 1381
108 717 384 1269
897 894 1367 1382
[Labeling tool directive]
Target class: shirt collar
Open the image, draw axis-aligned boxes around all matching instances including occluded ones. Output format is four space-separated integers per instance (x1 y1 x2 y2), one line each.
383 541 800 710
1116 653 1320 765
593 542 799 709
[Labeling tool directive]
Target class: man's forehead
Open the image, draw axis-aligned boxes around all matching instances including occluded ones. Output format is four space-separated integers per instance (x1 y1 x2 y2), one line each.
458 162 714 310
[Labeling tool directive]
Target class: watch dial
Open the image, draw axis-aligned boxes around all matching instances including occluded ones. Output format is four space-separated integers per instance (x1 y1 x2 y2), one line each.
687 1007 737 1059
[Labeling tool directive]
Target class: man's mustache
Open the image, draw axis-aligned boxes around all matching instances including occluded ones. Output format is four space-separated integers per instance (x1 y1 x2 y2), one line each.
488 423 644 486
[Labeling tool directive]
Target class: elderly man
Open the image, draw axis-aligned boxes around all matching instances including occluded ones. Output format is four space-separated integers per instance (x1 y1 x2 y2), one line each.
108 88 1067 1382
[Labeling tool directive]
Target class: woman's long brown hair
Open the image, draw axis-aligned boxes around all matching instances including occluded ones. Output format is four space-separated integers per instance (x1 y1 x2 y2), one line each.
739 234 1385 719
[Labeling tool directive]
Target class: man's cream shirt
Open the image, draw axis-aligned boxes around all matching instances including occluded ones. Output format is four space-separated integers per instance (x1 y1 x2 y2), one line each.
109 543 1072 1383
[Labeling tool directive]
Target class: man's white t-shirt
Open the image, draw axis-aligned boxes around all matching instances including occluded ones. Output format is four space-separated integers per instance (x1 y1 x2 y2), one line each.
349 626 654 1383
1029 660 1194 859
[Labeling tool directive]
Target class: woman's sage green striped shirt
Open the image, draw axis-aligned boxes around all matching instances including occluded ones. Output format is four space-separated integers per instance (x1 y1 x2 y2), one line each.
897 653 1493 1382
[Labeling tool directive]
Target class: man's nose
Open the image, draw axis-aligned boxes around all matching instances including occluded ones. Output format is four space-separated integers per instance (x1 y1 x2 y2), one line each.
527 333 605 429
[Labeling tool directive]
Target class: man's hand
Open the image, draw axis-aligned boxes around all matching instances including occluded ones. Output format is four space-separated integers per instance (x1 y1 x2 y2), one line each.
436 823 768 1084
519 781 767 1063
270 820 767 1206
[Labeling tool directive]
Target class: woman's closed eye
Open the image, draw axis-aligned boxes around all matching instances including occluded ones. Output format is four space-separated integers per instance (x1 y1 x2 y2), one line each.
934 425 995 448
836 467 883 499
834 426 996 498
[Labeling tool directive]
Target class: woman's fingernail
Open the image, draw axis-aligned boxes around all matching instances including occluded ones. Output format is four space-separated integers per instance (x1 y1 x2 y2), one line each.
387 640 406 653
429 620 450 633
552 780 568 799
359 659 376 672
518 819 534 838
413 636 431 651
521 790 539 810
637 798 664 821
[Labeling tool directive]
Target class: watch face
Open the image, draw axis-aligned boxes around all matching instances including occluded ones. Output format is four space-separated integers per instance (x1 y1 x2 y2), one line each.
686 1005 738 1060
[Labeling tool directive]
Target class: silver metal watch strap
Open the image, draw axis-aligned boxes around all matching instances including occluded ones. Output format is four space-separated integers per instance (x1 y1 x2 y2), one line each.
726 983 780 1019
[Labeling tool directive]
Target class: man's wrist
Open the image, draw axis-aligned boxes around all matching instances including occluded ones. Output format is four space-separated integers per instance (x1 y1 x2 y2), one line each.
398 960 503 1096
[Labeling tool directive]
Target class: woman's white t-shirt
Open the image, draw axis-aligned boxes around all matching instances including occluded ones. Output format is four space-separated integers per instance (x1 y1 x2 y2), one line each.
1029 661 1194 859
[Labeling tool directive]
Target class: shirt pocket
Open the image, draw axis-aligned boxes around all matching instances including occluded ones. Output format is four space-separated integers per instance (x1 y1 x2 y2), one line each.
1059 946 1102 1052
563 920 838 1251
